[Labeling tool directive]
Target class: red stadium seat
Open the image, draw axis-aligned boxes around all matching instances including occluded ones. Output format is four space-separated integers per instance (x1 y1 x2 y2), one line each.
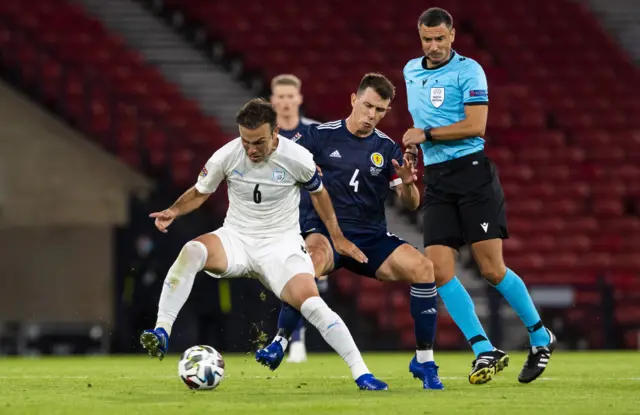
555 235 591 253
141 126 168 170
0 0 234 191
591 235 624 253
544 199 582 216
577 253 612 272
527 235 556 253
170 148 196 189
564 217 599 234
507 199 544 216
525 182 556 198
518 148 551 165
592 200 624 217
545 253 580 271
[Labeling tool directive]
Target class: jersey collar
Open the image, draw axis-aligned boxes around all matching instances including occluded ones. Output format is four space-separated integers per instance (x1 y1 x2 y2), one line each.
421 50 456 71
342 119 376 140
278 120 301 135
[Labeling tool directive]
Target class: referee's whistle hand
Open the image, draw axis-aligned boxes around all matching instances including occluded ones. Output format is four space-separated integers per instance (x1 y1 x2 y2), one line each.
403 128 426 146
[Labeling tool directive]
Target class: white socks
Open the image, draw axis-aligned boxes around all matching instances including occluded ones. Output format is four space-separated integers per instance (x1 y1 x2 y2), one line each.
300 296 369 380
273 335 289 351
155 240 208 335
416 349 434 363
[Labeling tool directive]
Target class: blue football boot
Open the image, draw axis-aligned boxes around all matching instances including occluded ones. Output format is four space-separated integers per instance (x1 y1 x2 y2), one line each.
255 340 285 371
409 356 445 390
355 374 389 391
140 328 169 361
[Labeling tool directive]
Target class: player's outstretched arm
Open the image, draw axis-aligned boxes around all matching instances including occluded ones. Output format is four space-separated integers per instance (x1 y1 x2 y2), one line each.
392 154 421 211
151 139 230 233
309 188 368 264
149 186 210 233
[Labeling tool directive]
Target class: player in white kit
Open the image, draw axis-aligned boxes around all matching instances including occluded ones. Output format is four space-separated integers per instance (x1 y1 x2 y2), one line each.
140 98 388 390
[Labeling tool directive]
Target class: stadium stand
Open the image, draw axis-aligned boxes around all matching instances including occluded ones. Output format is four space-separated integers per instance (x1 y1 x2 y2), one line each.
1 0 638 349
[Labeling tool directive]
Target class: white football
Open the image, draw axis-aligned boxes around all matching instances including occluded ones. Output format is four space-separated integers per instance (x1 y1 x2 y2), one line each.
178 345 225 390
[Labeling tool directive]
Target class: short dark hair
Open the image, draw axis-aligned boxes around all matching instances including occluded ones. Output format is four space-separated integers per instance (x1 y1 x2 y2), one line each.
357 73 395 101
418 7 453 29
235 98 277 132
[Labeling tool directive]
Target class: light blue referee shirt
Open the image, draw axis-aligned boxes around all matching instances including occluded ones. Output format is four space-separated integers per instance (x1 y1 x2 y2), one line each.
404 51 489 166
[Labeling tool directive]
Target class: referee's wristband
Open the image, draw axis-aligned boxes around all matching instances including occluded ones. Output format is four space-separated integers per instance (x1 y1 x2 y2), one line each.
423 127 433 142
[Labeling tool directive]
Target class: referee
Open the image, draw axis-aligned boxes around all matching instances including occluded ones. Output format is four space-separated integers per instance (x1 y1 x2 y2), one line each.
402 7 556 385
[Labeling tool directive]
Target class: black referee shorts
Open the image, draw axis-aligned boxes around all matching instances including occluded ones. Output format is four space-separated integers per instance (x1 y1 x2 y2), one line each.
423 150 508 250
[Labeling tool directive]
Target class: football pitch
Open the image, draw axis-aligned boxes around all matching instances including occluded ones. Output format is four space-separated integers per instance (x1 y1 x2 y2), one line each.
1 352 639 414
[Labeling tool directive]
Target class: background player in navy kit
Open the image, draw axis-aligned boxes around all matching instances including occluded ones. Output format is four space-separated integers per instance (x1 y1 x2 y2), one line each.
269 74 322 364
402 8 556 385
270 74 317 141
257 73 444 390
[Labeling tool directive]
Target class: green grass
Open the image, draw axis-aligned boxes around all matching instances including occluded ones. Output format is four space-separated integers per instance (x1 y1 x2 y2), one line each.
1 352 639 414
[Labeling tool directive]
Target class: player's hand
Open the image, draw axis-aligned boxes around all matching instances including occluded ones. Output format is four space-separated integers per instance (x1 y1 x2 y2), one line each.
332 235 368 264
149 208 178 233
316 165 323 176
403 128 426 146
392 156 418 185
404 144 419 161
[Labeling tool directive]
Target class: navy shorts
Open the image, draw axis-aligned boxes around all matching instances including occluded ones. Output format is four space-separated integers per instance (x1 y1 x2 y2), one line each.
302 221 406 278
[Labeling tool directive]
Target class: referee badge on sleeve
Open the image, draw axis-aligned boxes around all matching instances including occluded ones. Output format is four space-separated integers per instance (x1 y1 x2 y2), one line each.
430 87 445 108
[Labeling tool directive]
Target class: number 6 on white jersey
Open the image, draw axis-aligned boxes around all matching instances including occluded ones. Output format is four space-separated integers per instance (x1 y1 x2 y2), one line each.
349 169 360 193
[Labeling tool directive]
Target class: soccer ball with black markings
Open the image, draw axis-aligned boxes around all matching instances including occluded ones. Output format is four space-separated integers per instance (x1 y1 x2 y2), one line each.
178 345 225 390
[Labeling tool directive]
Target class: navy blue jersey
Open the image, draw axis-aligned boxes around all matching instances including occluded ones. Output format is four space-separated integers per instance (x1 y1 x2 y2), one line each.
298 120 403 234
278 116 317 141
278 117 319 229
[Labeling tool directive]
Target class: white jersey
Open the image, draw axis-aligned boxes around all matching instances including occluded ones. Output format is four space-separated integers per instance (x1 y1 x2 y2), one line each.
195 135 323 238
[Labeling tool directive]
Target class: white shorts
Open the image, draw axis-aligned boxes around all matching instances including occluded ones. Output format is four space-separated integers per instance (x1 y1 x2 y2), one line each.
205 226 315 299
